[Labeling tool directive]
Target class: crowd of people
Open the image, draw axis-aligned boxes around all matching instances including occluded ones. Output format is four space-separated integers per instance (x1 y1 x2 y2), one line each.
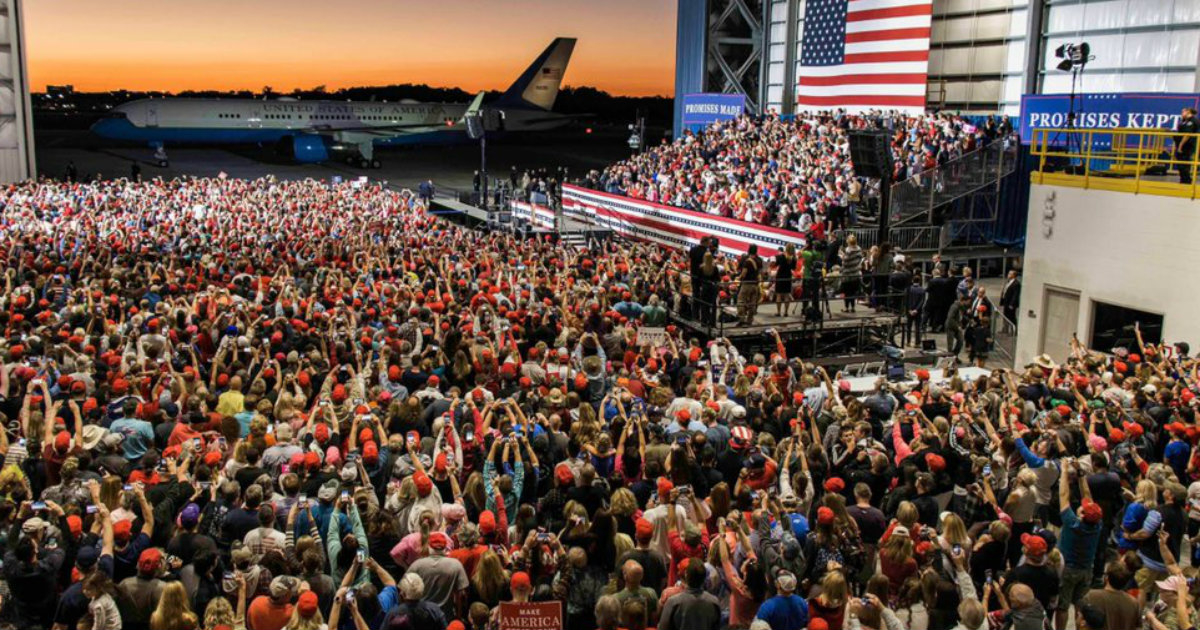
580 111 1012 233
0 174 1193 630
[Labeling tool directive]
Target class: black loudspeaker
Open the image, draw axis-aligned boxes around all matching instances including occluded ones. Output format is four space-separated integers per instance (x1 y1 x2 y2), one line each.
848 130 894 180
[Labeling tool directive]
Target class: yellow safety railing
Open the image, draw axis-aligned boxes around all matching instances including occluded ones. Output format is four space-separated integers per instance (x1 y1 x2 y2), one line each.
1030 127 1200 200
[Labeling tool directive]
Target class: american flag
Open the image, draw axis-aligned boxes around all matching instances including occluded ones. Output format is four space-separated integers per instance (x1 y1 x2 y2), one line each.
797 0 933 114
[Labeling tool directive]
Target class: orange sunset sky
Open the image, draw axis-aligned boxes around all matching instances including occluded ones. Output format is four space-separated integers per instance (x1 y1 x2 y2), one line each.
26 0 677 97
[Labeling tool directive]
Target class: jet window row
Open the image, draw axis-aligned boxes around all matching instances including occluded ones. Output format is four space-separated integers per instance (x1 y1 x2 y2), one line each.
216 113 400 122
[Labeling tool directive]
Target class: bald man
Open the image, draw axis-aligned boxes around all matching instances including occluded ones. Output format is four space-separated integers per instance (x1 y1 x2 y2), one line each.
1004 583 1048 630
616 559 660 626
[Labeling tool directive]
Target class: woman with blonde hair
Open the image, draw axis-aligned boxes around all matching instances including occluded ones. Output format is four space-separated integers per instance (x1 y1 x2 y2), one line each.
610 487 640 538
150 582 199 630
810 569 849 629
938 512 972 574
284 592 324 630
879 525 917 595
1002 468 1038 565
469 550 511 608
202 596 238 630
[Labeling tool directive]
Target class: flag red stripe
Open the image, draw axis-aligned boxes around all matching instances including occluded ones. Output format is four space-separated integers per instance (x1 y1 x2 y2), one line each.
797 94 927 106
843 50 930 64
845 27 931 43
798 73 927 86
846 5 932 21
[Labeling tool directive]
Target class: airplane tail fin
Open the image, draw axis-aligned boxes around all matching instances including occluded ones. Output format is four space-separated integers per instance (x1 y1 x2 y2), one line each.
497 37 576 111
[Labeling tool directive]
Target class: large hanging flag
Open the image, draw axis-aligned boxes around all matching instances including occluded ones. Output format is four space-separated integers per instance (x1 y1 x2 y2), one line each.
797 0 933 114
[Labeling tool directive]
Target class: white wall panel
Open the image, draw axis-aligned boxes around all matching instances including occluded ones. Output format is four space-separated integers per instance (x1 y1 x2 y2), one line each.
937 0 1027 14
1127 0 1178 28
1170 30 1200 65
1003 76 1024 101
770 20 787 42
766 85 784 110
0 87 13 117
1175 0 1200 22
929 48 946 75
768 62 785 84
0 0 34 180
1017 185 1200 367
974 44 1009 73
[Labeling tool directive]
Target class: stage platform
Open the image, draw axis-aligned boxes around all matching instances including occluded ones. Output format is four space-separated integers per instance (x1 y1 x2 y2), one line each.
671 299 908 360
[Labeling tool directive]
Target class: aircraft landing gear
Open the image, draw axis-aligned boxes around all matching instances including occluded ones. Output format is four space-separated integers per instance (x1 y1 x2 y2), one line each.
355 142 380 169
152 143 169 168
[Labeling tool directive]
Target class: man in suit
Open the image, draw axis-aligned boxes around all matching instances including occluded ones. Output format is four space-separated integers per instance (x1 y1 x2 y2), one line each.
971 286 995 324
945 295 969 358
1001 270 1021 332
688 237 711 318
925 268 956 334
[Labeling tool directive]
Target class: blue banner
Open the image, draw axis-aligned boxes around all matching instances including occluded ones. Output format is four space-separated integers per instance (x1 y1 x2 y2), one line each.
1019 92 1200 145
680 93 746 132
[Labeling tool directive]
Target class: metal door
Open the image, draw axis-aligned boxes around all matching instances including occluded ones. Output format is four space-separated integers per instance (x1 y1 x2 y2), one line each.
1039 287 1080 361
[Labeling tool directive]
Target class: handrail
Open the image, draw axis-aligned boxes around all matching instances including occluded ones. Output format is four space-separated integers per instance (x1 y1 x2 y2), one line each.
1030 126 1200 200
888 133 1017 192
886 135 1019 226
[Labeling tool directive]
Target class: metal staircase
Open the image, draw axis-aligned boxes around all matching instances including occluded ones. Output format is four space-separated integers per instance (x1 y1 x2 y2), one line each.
849 136 1019 254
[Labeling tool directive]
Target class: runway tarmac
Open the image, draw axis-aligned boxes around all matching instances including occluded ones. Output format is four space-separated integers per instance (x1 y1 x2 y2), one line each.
34 128 636 192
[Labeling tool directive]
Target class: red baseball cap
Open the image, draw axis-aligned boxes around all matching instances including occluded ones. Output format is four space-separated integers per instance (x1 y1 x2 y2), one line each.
1021 533 1047 556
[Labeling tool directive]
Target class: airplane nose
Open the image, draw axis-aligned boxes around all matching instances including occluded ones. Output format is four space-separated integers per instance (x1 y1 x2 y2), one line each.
90 114 132 139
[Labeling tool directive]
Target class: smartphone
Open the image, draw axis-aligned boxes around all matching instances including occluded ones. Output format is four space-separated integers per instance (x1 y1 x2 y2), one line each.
281 464 291 475
356 549 367 563
224 571 235 580
30 501 46 511
861 598 871 607
123 484 133 492
266 424 274 434
345 591 356 603
341 490 350 501
86 505 99 514
952 544 963 556
982 465 991 477
192 437 203 449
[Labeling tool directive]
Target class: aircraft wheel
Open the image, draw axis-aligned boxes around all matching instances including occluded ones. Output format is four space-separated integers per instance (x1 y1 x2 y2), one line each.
158 160 169 168
370 159 381 169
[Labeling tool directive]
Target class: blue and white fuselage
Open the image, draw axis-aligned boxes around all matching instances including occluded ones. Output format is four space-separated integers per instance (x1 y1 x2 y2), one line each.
91 38 577 166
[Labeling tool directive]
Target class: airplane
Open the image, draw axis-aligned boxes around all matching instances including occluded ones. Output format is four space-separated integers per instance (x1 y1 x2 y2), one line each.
90 38 577 168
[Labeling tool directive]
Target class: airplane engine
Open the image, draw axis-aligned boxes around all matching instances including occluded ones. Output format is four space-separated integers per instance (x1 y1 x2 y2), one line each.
290 134 330 163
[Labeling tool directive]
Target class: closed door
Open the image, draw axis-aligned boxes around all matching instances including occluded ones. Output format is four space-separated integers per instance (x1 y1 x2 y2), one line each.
1039 287 1080 361
146 104 158 127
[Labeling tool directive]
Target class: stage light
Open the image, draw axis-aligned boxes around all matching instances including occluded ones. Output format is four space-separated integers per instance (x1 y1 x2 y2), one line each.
1055 42 1092 71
